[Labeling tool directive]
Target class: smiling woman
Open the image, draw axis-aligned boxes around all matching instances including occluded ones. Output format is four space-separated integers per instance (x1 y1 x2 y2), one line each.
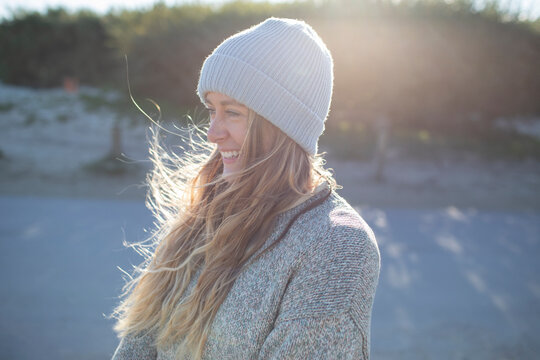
111 17 380 360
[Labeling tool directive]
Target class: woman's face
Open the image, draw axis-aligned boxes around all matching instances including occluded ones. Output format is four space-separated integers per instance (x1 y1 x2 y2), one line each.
205 92 250 177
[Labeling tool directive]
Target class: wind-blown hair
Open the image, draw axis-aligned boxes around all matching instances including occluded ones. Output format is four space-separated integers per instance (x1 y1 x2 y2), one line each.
112 110 337 359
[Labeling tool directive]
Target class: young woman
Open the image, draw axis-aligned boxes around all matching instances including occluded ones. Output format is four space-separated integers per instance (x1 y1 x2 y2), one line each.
112 17 380 360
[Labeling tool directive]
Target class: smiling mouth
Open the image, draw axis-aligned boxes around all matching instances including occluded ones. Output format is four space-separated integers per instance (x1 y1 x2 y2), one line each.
221 151 240 160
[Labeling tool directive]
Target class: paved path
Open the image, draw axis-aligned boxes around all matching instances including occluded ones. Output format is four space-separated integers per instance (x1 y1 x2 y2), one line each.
0 196 539 359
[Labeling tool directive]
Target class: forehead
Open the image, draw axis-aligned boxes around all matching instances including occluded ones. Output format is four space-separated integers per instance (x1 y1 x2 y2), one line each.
204 92 246 107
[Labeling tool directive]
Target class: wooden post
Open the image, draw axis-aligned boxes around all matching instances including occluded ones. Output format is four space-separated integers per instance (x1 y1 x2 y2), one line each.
110 122 122 158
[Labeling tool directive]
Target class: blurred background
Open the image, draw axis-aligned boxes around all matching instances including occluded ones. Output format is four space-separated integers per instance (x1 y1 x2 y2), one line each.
0 0 539 359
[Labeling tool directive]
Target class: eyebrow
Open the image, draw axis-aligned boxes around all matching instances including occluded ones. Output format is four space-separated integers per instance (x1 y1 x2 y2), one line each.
204 97 247 108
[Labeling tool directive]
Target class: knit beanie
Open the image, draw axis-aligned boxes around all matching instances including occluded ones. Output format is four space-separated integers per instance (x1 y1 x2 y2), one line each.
197 17 333 155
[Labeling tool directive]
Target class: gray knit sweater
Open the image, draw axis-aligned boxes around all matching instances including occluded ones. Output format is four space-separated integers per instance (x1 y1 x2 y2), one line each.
112 186 381 359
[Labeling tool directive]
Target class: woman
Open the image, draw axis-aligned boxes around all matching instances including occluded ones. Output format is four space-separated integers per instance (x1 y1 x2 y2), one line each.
112 17 380 360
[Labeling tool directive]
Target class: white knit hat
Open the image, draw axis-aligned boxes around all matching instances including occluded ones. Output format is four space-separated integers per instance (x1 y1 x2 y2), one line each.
197 17 334 155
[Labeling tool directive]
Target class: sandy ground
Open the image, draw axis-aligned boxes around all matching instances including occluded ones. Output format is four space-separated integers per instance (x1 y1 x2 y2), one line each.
2 149 539 212
1 141 539 212
330 154 540 212
1 82 539 210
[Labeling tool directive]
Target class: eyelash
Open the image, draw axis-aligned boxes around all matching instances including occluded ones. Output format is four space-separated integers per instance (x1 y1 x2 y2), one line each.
206 108 241 117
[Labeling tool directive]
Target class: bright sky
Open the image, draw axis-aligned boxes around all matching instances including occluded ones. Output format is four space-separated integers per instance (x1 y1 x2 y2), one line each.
0 0 539 20
0 0 292 19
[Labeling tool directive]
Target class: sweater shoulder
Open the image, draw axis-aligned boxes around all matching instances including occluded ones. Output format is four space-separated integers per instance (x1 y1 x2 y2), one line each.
299 191 379 256
327 193 379 253
277 192 381 321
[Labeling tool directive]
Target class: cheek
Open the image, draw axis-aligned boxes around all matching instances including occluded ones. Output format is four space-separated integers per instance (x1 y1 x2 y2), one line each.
231 123 249 146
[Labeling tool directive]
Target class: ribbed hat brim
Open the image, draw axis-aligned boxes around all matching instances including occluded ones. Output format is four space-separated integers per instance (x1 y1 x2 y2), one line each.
198 53 324 154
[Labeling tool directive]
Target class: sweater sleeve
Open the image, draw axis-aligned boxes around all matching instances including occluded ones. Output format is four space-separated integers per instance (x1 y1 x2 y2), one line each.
111 332 157 360
259 209 380 359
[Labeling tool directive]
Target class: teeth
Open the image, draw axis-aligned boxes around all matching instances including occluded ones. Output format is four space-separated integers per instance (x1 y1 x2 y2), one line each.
221 151 240 159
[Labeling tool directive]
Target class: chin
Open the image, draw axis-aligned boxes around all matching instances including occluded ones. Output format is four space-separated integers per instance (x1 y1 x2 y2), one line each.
222 167 242 180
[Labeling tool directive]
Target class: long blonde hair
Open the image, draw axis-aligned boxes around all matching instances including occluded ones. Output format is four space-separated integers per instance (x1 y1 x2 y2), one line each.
112 110 336 359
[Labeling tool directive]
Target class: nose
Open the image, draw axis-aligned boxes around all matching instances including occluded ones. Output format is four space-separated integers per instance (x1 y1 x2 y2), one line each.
207 115 227 144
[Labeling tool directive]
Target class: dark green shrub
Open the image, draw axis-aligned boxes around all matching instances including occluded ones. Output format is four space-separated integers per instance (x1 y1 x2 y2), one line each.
0 8 116 87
